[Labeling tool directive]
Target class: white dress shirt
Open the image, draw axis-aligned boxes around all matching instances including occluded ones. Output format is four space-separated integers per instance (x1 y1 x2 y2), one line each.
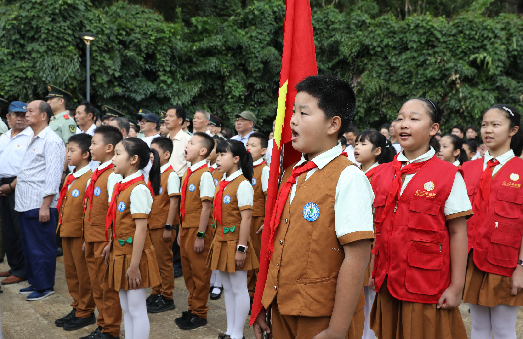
483 149 515 174
161 163 180 195
231 130 254 146
0 127 33 178
15 126 66 212
289 144 374 239
168 129 191 177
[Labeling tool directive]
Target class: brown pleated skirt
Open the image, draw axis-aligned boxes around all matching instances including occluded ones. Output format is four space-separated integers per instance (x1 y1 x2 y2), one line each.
463 252 523 307
105 245 161 291
207 238 259 273
370 279 467 339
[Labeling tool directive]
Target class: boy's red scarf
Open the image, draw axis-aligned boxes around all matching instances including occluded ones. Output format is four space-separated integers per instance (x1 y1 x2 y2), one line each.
84 164 113 220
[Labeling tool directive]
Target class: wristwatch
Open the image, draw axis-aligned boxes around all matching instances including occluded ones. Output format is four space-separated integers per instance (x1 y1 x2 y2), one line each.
237 244 248 253
196 231 206 239
164 224 173 231
518 259 523 267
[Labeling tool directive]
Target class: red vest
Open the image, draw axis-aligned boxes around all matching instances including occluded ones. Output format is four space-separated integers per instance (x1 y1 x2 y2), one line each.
462 157 523 277
371 156 456 303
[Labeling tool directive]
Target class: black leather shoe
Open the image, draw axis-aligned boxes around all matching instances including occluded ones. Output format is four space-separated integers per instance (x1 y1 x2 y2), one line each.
56 247 63 257
63 313 96 331
217 334 230 339
210 286 223 300
55 309 76 327
179 313 208 330
175 310 192 326
147 295 175 313
99 332 120 339
79 326 102 339
146 293 160 307
173 269 183 278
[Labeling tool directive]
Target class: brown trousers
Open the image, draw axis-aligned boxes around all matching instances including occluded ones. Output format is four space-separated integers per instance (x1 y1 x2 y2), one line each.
62 237 95 317
272 300 365 339
149 228 175 299
180 227 212 319
247 216 263 297
84 241 122 337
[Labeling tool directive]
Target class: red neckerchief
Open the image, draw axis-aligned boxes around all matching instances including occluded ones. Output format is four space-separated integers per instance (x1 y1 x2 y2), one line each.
475 158 500 214
57 174 75 224
105 176 145 241
213 180 230 227
180 164 208 220
365 166 378 179
84 164 113 220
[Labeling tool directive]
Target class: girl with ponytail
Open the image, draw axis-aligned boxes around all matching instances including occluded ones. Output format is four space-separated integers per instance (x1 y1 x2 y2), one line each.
209 139 258 339
102 137 161 339
437 134 468 166
461 104 523 339
369 98 471 339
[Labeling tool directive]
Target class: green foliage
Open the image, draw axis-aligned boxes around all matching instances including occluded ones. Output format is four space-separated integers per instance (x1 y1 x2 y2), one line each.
0 0 522 133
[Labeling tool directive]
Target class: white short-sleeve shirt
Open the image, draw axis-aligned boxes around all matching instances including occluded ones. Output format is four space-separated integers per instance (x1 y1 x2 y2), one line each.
189 160 214 200
289 144 374 239
120 170 153 215
224 169 254 208
253 158 270 193
160 163 180 195
396 147 472 217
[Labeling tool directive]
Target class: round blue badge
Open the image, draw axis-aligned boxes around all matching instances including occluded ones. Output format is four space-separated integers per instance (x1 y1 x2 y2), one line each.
94 187 101 197
213 179 219 187
71 189 80 198
303 202 320 222
251 178 257 186
188 184 196 192
223 195 231 204
118 201 126 212
159 187 163 195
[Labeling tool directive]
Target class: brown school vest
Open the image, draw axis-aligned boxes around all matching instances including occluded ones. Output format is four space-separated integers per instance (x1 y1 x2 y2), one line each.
214 175 249 242
113 181 153 255
262 156 354 317
148 168 179 229
84 169 112 242
211 168 222 188
58 170 92 238
252 163 267 217
181 167 213 229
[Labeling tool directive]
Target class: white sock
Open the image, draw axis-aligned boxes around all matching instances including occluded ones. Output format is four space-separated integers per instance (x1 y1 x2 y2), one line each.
210 270 216 286
228 270 249 339
363 286 376 339
469 304 492 339
490 304 518 339
212 270 223 294
119 290 133 339
120 288 150 339
221 271 235 336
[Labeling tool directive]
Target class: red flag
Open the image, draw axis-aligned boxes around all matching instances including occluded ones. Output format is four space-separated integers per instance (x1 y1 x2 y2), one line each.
250 0 317 325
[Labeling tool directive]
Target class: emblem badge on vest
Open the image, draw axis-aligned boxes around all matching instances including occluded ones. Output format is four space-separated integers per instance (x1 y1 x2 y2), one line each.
510 173 520 182
159 187 163 195
223 195 231 204
214 179 219 187
424 181 435 191
251 178 257 186
71 189 80 198
94 187 101 196
118 201 126 212
303 202 320 222
188 184 196 192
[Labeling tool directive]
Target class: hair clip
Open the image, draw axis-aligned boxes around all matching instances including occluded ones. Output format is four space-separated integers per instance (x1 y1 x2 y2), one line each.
246 149 250 154
503 106 514 117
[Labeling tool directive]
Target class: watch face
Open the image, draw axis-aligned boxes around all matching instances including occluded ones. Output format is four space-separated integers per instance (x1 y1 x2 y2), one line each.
238 245 246 253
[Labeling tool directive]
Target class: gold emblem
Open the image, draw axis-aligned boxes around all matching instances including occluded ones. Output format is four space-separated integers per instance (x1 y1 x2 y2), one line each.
139 109 142 113
510 173 519 181
424 181 435 191
69 125 76 133
47 85 51 91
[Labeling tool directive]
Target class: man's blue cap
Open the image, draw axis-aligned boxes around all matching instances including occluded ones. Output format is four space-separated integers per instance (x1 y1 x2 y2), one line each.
8 101 28 113
139 113 160 126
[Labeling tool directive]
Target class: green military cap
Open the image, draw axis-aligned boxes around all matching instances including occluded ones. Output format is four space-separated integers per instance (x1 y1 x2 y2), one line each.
129 120 138 128
46 85 72 100
210 115 223 128
235 110 257 124
102 105 125 120
0 98 7 108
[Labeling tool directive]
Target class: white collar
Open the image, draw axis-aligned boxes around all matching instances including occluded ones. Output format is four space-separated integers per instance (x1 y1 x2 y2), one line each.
397 147 436 164
364 162 379 173
168 129 184 140
190 159 208 172
6 126 33 139
294 143 343 170
453 160 461 167
484 149 514 167
225 169 243 182
143 133 160 139
121 170 143 183
79 123 96 135
73 164 91 178
253 158 264 166
98 160 113 171
160 163 171 173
